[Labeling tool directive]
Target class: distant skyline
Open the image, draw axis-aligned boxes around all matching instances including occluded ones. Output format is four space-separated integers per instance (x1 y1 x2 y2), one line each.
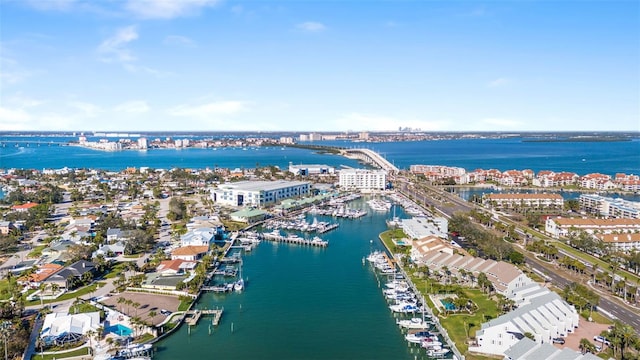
0 0 638 132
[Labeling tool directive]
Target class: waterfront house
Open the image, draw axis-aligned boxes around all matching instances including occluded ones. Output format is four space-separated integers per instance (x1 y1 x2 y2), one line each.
171 245 209 261
40 311 101 346
156 259 197 276
180 227 215 247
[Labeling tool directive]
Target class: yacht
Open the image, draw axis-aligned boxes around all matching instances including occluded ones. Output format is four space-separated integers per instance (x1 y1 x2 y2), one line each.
405 331 438 344
389 303 420 313
397 317 430 329
427 348 451 358
234 278 244 292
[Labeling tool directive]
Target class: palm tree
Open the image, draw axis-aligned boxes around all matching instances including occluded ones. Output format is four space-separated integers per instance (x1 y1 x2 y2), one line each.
38 283 47 307
579 338 594 354
117 297 126 313
146 310 157 326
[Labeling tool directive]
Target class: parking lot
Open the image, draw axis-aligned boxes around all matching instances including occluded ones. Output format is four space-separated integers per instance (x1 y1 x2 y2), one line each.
101 291 182 326
554 319 609 353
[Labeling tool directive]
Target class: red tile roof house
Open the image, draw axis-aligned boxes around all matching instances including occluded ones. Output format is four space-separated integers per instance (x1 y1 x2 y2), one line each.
11 202 39 212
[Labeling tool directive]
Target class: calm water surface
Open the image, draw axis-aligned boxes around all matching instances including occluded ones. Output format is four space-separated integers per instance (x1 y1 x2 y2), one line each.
154 201 421 360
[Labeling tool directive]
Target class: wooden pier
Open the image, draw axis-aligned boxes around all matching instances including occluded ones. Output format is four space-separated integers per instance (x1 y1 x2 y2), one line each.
185 308 224 326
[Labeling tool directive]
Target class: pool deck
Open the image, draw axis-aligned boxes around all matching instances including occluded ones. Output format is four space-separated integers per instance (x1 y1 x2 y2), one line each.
429 293 458 312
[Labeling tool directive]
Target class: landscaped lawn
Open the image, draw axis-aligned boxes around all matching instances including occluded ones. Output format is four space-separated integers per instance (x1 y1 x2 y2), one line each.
26 282 104 306
438 289 500 354
31 346 89 360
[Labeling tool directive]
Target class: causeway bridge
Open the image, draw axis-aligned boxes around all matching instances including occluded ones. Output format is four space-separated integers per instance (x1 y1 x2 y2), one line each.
341 148 399 173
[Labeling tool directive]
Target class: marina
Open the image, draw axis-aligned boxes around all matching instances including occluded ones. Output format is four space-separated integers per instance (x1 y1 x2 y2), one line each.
153 197 421 360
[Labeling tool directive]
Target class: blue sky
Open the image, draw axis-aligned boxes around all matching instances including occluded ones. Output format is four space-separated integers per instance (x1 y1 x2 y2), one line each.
0 0 638 132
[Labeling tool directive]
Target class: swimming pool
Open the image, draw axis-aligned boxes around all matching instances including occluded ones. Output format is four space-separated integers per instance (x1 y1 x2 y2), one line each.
106 324 133 336
440 299 457 311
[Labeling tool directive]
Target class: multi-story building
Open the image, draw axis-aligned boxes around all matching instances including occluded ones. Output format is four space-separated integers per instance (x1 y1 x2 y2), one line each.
288 162 335 176
580 173 616 190
410 165 467 183
470 285 579 356
596 233 640 251
579 194 640 219
137 137 148 149
211 180 310 207
545 217 640 238
338 169 387 191
483 193 564 209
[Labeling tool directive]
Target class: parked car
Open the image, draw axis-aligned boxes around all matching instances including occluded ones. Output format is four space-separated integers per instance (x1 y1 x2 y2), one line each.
552 337 565 344
594 335 611 346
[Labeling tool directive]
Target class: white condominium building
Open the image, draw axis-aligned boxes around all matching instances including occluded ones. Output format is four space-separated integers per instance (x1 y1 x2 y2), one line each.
211 180 310 207
338 169 387 191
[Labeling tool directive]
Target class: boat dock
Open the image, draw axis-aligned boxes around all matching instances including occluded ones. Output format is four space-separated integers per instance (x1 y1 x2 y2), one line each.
185 308 224 326
202 283 234 293
261 233 328 247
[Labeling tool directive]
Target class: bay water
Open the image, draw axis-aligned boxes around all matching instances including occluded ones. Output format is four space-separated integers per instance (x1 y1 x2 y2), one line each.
154 201 420 360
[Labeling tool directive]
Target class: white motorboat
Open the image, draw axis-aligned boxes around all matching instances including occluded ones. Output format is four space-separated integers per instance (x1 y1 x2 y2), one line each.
427 348 451 358
234 278 244 292
405 331 437 344
397 317 430 329
390 303 420 313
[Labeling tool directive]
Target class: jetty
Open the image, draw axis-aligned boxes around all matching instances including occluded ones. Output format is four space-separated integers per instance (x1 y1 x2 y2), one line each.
185 308 224 326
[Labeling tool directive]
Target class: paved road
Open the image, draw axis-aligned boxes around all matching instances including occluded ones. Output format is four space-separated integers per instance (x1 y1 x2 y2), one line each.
524 256 640 332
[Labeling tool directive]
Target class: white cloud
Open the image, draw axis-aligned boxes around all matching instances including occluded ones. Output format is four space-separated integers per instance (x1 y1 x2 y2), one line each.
114 100 150 113
125 0 221 19
0 56 33 85
169 100 248 117
487 77 512 88
164 35 196 47
334 113 448 132
69 101 101 117
7 94 44 108
296 21 326 33
97 25 139 63
0 107 32 127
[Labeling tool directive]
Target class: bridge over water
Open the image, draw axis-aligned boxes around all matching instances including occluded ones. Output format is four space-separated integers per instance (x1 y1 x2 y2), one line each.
340 148 399 173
